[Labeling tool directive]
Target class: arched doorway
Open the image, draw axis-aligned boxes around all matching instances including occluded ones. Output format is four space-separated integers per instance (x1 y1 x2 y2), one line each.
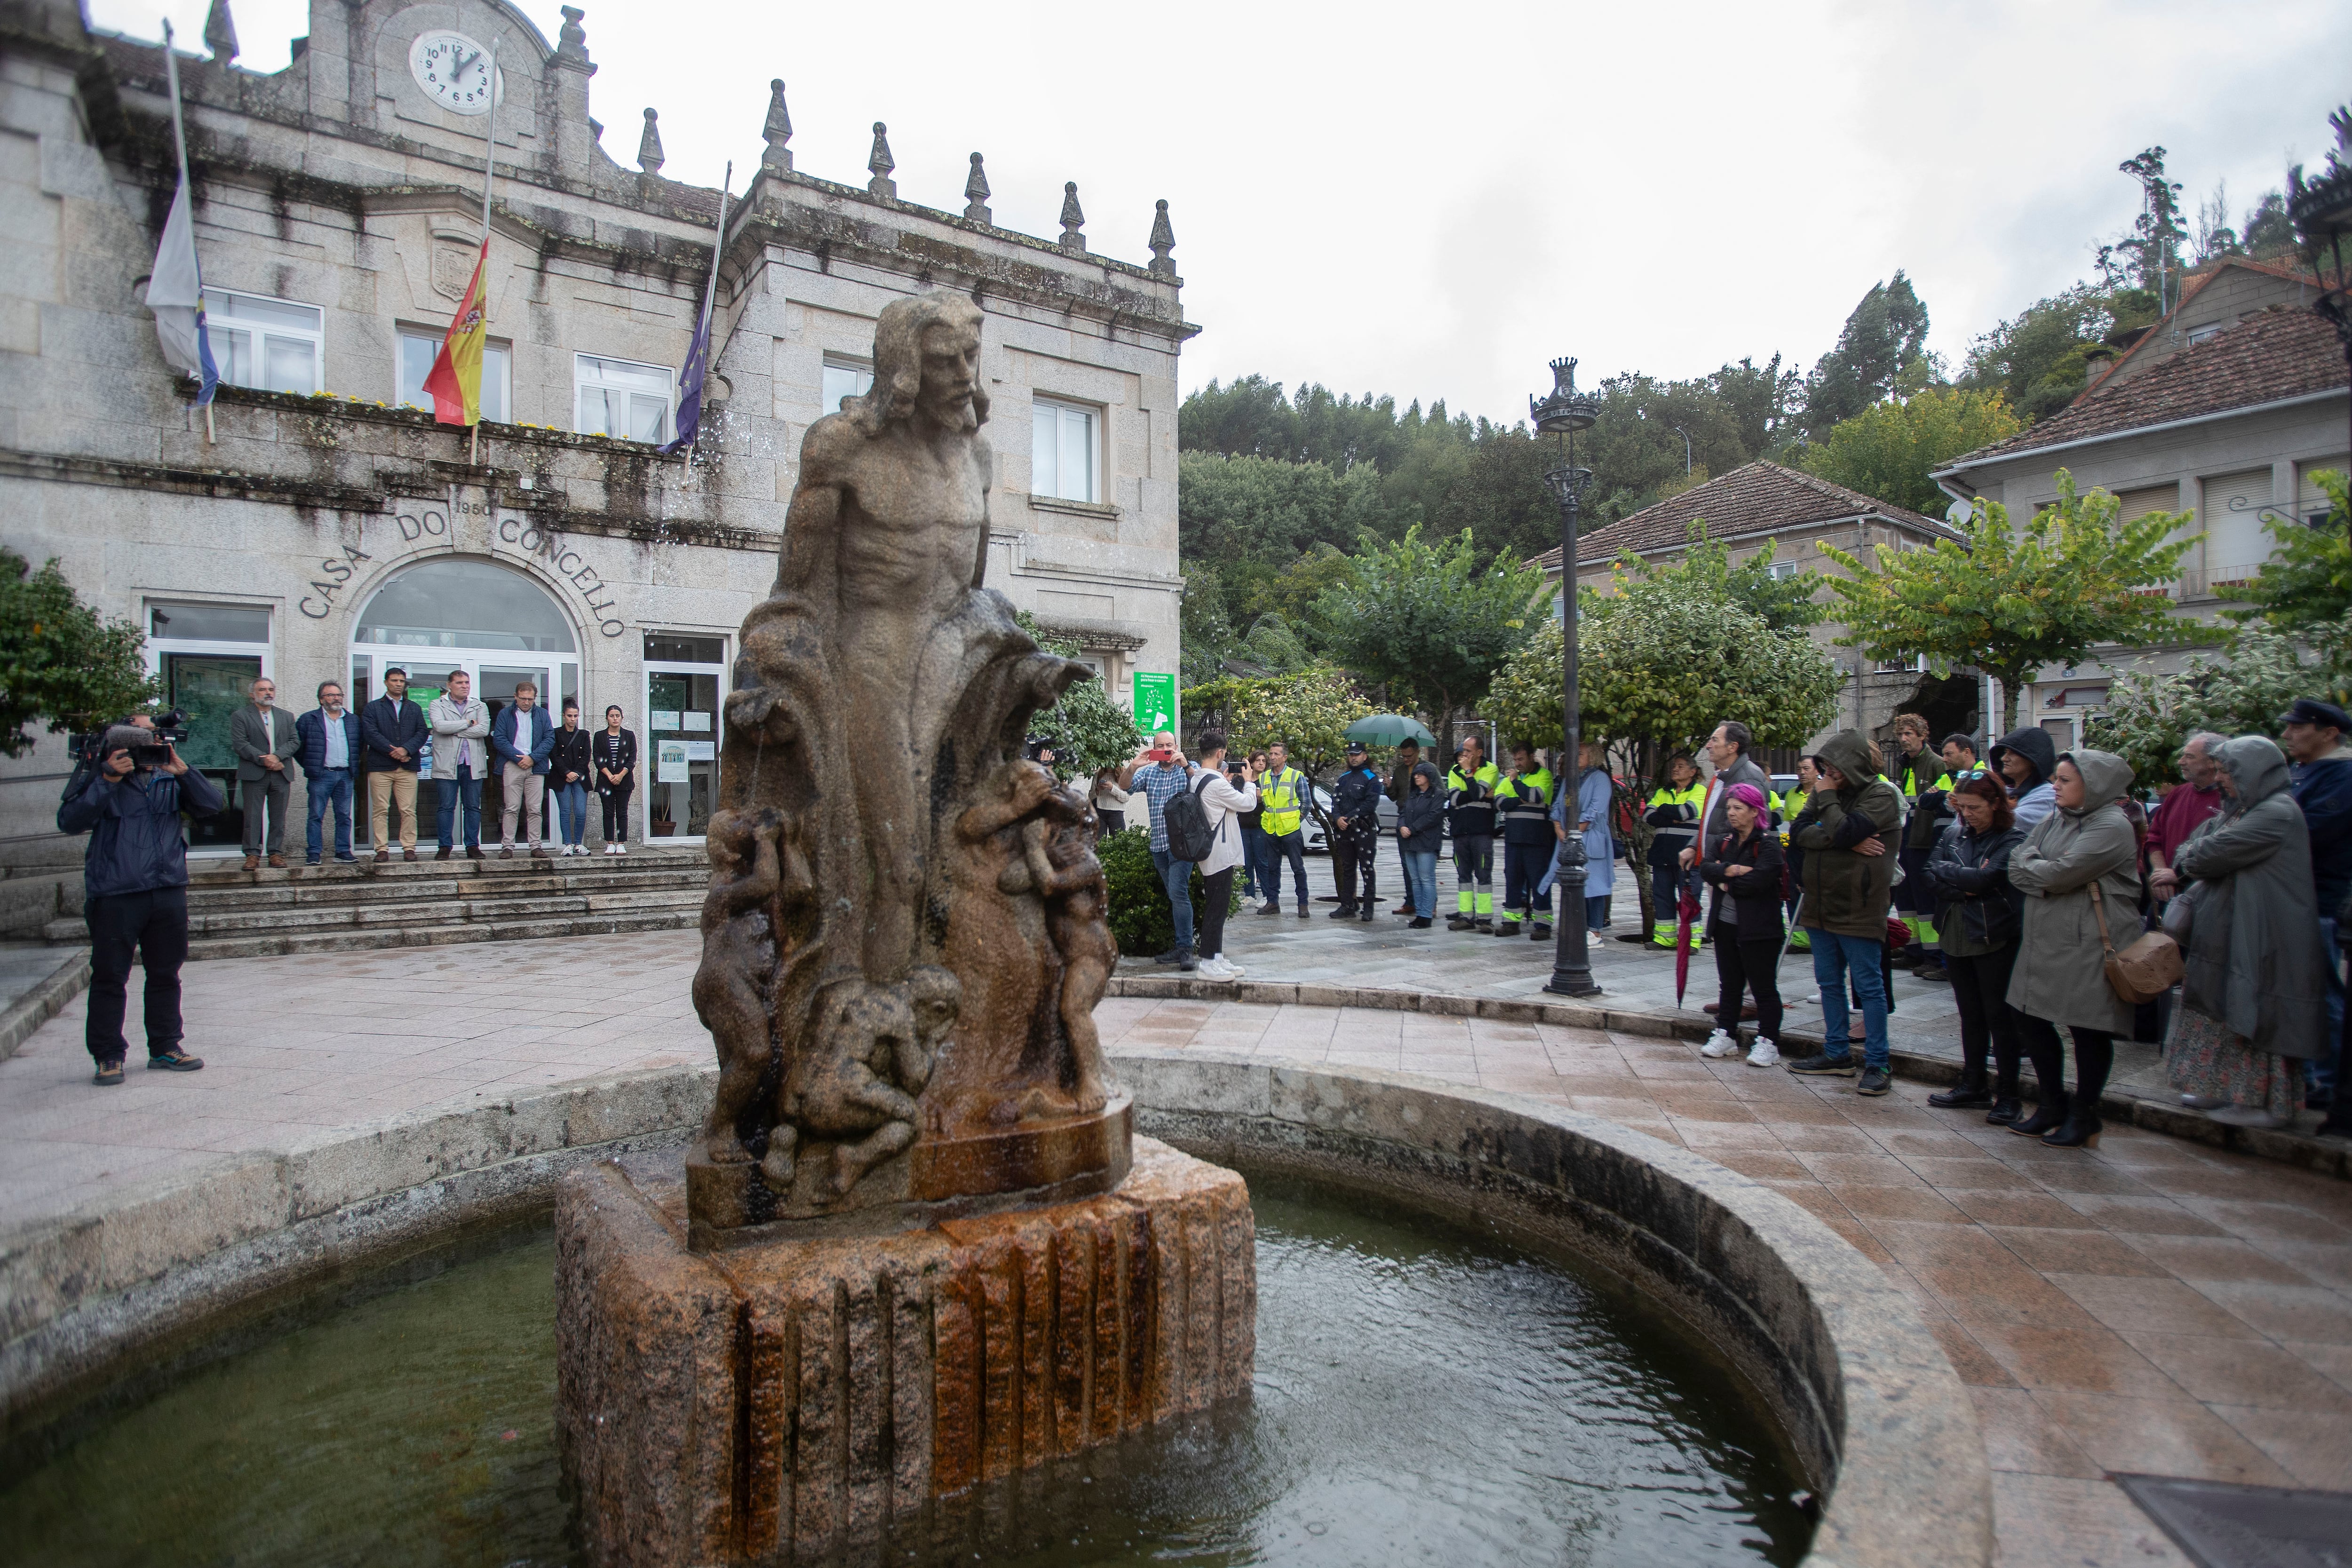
349 559 581 847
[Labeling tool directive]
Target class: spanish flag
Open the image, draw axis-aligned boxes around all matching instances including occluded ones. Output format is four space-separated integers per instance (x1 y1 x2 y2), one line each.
422 241 489 426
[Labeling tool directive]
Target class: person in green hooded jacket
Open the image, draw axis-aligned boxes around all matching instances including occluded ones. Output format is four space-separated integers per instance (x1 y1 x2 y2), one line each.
1782 730 1904 1095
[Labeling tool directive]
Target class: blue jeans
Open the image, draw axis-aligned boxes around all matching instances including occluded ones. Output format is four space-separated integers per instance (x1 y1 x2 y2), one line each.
437 764 482 850
2318 918 2343 1098
304 768 354 861
1240 824 1269 899
1811 931 1891 1072
556 781 590 847
1150 847 1196 952
1263 829 1308 909
1402 846 1439 918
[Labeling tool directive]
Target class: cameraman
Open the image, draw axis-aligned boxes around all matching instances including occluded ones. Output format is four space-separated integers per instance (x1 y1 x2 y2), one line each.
56 724 223 1085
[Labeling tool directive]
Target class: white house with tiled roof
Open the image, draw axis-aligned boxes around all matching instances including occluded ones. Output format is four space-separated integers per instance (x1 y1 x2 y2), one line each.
1934 257 2349 753
1527 461 1972 755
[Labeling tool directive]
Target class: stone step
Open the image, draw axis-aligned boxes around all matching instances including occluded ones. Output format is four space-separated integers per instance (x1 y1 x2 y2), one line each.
180 888 703 936
44 904 703 959
179 866 707 911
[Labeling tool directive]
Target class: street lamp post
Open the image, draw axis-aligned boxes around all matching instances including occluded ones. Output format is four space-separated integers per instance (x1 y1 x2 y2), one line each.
1532 357 1601 997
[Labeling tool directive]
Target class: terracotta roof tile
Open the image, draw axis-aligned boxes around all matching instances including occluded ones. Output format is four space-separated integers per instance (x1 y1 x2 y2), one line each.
1523 460 1950 573
1946 308 2346 468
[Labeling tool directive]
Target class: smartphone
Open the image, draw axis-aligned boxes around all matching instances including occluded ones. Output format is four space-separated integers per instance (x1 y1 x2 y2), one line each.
1145 747 1174 764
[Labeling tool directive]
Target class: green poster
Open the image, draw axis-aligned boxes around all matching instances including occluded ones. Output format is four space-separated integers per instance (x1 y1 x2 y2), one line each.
1131 672 1176 734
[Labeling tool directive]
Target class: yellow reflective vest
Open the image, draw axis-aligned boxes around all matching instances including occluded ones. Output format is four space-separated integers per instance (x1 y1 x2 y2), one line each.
1259 766 1309 836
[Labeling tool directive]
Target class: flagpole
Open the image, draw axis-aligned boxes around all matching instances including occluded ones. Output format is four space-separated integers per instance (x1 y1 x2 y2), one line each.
470 36 500 469
684 162 731 476
159 19 214 446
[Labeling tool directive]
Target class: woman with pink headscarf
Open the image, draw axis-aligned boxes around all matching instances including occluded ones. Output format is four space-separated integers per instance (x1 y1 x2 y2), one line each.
1696 781 1788 1068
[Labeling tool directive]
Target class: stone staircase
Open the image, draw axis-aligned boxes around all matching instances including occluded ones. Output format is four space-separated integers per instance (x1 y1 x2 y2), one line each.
43 847 709 959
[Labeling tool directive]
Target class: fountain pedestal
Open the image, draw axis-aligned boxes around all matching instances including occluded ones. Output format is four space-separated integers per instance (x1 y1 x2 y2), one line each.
557 1136 1255 1567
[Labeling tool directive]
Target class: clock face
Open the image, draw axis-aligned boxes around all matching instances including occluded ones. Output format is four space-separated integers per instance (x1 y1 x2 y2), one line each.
409 30 505 116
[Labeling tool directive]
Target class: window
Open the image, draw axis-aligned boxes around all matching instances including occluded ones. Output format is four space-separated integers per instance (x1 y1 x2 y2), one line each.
1875 653 1926 673
202 288 322 395
822 357 874 414
644 633 725 663
149 602 270 643
1032 398 1098 503
574 354 673 444
1766 560 1801 581
398 329 511 422
145 601 273 851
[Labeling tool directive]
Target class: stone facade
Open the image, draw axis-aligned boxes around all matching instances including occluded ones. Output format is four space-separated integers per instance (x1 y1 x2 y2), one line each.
0 0 1190 862
1936 258 2350 750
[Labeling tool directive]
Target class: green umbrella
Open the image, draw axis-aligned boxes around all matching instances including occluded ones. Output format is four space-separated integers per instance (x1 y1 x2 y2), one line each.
1344 713 1437 748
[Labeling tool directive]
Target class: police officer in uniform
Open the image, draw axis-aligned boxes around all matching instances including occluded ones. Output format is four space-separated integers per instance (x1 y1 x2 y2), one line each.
1644 752 1706 949
1255 741 1313 918
1446 734 1502 930
1328 741 1383 921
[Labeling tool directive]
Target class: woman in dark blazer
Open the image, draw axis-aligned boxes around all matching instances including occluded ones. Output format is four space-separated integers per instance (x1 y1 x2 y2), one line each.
593 705 638 854
1697 782 1788 1067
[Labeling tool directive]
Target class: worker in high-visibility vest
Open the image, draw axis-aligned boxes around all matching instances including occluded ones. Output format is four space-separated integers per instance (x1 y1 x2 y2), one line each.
1782 758 1815 952
1887 713 1948 979
1644 753 1707 949
1494 741 1555 938
1446 735 1502 930
1255 741 1312 918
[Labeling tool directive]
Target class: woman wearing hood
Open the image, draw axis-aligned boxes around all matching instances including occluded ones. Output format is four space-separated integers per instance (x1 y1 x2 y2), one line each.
1395 760 1445 928
2152 736 2325 1129
2005 748 2140 1148
1550 741 1617 934
1919 771 2039 1123
1989 726 2059 831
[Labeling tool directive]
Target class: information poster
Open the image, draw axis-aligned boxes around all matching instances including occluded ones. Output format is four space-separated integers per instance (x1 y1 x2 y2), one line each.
1131 672 1176 734
684 740 715 761
683 710 711 732
656 740 690 783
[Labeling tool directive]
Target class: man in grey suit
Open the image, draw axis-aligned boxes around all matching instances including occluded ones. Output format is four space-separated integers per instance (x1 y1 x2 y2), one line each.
230 677 299 870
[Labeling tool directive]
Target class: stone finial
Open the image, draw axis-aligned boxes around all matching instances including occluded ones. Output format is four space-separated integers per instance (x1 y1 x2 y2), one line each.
203 0 238 63
556 5 590 64
867 122 896 199
1148 198 1176 276
963 152 991 223
762 79 793 174
1058 181 1086 253
638 108 665 176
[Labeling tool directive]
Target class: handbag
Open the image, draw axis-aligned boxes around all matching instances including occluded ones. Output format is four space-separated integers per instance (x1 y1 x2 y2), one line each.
2089 880 2183 1004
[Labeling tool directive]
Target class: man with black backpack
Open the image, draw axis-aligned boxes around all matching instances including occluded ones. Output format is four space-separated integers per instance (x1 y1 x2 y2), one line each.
1118 732 1202 970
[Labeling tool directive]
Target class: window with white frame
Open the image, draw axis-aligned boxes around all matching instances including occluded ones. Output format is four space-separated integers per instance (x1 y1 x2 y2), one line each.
574 354 673 443
202 288 323 395
1766 560 1801 581
1875 653 1928 673
1031 397 1099 504
822 357 874 415
398 329 511 422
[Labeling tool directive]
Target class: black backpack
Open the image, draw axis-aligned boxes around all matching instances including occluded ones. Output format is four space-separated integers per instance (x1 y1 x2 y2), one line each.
1162 772 1217 863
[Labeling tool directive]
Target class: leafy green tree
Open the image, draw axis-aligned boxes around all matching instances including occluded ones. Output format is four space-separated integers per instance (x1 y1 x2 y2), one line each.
2220 470 2352 634
2100 147 2187 313
1616 525 1827 634
1181 665 1369 833
1176 450 1404 567
2087 620 2352 787
1797 388 2024 515
0 549 159 757
1313 525 1544 756
1958 281 2159 422
1015 612 1142 779
1818 471 2197 732
1800 272 1934 439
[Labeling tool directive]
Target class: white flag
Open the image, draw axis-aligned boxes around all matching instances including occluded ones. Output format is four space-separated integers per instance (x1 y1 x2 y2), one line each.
145 177 218 399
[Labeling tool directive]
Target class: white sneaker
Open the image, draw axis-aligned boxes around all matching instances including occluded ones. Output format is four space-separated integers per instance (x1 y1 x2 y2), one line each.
1746 1037 1781 1068
614 844 627 855
1700 1029 1741 1059
1197 956 1233 979
1216 956 1244 977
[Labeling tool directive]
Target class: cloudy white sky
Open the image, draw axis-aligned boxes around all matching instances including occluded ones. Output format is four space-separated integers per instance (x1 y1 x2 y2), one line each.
100 0 2351 423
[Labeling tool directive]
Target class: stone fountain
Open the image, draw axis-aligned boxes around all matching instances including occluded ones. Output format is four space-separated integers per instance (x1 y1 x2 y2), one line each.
553 292 1255 1567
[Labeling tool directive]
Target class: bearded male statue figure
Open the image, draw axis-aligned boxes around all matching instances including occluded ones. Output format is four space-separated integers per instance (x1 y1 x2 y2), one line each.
688 290 1129 1245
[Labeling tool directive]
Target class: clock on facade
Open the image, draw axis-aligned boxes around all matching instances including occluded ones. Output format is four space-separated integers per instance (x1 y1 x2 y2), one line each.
408 30 504 116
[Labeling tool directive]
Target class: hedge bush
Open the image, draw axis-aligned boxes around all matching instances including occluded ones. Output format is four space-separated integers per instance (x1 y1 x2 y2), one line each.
1098 826 1240 956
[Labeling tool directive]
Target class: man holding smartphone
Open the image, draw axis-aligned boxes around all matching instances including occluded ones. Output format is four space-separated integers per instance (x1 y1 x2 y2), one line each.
56 724 225 1085
1119 731 1201 966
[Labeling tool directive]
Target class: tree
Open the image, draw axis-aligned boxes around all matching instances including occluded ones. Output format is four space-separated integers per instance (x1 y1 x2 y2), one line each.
1818 470 2198 732
0 549 158 757
1799 272 1934 439
1313 525 1545 756
1180 665 1369 834
1797 387 2024 515
1959 280 2159 423
2087 621 2352 787
1015 612 1141 780
2220 470 2352 635
1621 525 1828 634
2100 148 2187 315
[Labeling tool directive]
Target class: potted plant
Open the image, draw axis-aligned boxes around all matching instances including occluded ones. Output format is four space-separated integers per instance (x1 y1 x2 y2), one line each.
651 798 675 837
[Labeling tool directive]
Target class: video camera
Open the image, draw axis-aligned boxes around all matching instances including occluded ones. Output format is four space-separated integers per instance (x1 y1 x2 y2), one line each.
1023 733 1062 766
68 708 190 770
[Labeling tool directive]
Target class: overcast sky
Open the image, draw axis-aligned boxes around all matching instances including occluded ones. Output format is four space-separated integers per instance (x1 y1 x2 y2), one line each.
103 0 2350 425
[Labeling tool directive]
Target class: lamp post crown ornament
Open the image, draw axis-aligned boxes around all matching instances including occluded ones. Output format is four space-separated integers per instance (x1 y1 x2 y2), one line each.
1530 355 1597 434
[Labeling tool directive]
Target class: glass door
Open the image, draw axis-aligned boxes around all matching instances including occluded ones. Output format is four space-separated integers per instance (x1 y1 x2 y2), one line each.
643 637 726 842
159 652 263 849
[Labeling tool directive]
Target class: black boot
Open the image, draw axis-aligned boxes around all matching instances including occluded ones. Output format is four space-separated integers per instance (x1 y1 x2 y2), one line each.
1985 1096 2022 1126
2042 1105 2104 1150
1531 922 1551 939
1358 907 1375 922
2009 1090 2069 1138
1929 1080 1992 1109
1327 904 1357 918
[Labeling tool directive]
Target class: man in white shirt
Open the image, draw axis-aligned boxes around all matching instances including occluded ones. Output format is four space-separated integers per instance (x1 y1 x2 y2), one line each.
429 669 491 861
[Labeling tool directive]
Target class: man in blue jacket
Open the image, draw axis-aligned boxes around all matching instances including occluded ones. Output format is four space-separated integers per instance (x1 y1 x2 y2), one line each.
2284 697 2352 1112
56 724 225 1085
294 680 363 866
493 681 556 859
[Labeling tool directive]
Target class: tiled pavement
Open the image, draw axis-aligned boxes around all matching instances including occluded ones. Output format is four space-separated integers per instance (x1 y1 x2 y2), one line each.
1097 993 2352 1567
4 925 2348 1564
